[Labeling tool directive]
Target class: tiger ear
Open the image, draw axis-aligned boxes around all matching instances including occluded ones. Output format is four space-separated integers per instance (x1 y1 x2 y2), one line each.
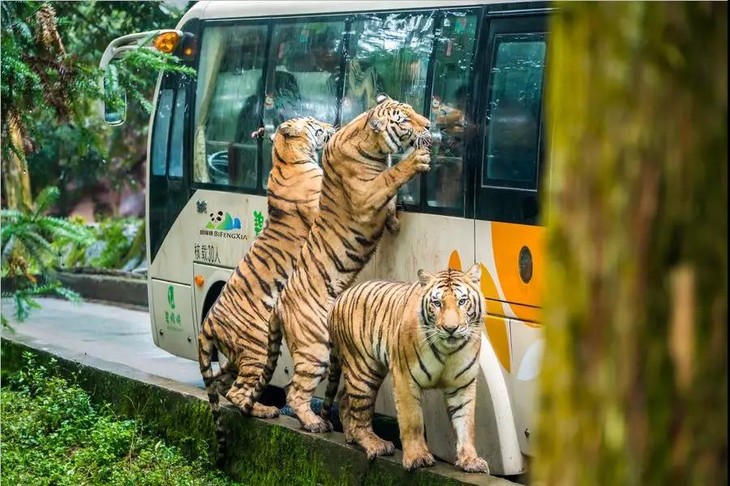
368 116 386 133
464 263 481 285
417 269 434 287
278 122 302 137
375 93 391 104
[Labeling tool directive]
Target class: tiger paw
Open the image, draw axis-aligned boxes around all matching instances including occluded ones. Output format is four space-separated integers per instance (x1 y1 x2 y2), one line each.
301 416 332 433
385 213 400 236
401 147 431 175
362 437 395 460
250 403 280 419
455 455 490 474
402 448 435 471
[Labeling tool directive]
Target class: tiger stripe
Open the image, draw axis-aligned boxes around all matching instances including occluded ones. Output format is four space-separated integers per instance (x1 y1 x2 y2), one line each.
322 266 490 473
239 96 433 432
196 117 335 462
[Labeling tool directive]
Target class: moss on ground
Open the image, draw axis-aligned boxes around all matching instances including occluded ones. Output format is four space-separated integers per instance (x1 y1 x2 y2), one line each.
1 338 494 485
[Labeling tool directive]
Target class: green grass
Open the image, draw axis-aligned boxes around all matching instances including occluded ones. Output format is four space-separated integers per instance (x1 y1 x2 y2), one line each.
0 357 242 486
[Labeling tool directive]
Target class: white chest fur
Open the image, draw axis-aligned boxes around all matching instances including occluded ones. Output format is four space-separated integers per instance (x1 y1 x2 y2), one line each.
407 338 480 390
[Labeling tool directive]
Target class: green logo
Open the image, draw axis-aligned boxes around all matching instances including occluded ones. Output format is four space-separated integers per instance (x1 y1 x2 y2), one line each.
253 210 264 236
165 285 181 329
167 285 176 309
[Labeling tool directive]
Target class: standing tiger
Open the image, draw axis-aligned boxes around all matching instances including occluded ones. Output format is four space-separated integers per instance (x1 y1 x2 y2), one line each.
237 95 433 432
321 266 490 473
197 118 335 442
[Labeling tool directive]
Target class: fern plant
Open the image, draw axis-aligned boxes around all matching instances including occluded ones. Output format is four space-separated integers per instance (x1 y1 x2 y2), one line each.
1 186 94 327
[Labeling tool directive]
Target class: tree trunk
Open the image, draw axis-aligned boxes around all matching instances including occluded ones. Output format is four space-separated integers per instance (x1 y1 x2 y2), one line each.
535 3 726 485
1 114 33 209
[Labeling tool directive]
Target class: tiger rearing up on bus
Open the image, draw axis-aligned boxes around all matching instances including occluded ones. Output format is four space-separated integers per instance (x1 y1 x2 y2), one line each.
322 265 489 473
238 94 433 432
197 117 335 446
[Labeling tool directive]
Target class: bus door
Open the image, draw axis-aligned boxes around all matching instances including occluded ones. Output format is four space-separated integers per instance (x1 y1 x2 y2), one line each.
473 12 549 456
149 72 192 261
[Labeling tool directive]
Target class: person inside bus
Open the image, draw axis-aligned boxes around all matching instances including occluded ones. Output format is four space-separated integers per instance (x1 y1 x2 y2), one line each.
231 71 302 186
430 84 475 208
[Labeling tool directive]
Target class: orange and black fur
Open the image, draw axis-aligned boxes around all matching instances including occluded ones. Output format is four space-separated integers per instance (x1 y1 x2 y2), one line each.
238 95 433 432
197 118 335 450
322 266 490 473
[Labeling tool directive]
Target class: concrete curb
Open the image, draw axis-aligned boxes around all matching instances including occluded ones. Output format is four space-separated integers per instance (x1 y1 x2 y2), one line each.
57 271 148 308
1 334 517 486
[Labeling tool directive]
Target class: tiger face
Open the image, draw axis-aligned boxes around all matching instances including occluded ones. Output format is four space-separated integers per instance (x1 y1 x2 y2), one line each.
368 94 432 153
417 265 484 348
276 117 337 150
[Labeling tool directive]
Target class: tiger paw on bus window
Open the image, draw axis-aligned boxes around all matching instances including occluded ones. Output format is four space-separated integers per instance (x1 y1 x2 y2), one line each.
196 117 335 457
321 265 489 474
237 95 432 433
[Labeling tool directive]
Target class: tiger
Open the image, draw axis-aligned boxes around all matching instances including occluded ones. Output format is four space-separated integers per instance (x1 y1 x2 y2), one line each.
321 265 490 474
236 94 433 432
197 117 335 451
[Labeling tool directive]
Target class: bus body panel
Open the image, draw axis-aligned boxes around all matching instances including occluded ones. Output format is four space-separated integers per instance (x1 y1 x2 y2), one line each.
149 279 198 360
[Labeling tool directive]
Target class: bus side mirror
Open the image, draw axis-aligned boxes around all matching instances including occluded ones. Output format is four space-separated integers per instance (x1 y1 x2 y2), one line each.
102 64 127 126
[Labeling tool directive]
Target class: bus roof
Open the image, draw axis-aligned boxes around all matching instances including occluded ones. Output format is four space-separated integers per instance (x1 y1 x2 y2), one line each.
179 0 528 26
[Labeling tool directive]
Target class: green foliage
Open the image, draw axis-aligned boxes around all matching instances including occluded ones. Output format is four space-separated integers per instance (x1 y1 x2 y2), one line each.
54 217 146 270
1 354 239 486
2 187 94 271
1 186 93 327
2 1 193 212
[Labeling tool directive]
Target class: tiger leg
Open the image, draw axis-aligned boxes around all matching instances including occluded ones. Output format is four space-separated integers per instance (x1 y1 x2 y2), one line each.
288 343 332 432
197 330 226 463
445 380 489 474
358 148 430 213
392 369 435 471
236 308 285 415
337 388 353 443
384 197 400 236
320 346 341 423
345 367 394 460
213 361 236 397
225 359 280 419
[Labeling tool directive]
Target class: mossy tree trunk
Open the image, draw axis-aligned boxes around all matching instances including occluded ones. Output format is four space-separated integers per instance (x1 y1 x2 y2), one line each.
535 3 726 485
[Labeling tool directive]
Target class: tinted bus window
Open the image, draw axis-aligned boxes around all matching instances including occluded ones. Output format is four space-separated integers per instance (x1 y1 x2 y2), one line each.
261 19 344 187
483 34 546 189
152 89 173 176
194 25 267 188
168 88 187 178
426 11 478 212
344 12 435 206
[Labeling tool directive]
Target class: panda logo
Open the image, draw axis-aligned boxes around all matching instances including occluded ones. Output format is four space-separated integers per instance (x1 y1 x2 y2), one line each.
209 211 224 224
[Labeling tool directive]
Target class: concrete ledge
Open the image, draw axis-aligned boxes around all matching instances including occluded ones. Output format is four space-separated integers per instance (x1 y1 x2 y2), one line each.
57 271 148 308
1 334 515 486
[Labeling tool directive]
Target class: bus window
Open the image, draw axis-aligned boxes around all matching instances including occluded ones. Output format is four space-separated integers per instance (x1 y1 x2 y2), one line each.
168 86 187 179
193 25 267 188
152 88 174 176
343 12 436 207
483 34 546 189
426 11 478 212
261 19 345 187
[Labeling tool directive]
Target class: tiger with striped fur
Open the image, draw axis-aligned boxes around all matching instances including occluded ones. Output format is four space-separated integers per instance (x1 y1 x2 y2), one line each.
197 117 335 446
238 95 432 432
321 265 489 473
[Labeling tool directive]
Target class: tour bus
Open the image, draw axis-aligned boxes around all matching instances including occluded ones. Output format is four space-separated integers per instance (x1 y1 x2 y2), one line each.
100 0 551 476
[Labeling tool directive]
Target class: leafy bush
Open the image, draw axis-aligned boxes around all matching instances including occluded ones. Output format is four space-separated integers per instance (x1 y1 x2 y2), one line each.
54 217 146 271
1 186 93 326
1 354 240 486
